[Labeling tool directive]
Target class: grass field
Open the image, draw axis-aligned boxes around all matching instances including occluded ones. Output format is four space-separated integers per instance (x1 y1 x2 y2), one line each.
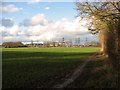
2 47 99 88
67 55 119 88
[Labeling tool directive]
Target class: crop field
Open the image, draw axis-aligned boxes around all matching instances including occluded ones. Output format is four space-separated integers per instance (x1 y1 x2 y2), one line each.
2 47 99 88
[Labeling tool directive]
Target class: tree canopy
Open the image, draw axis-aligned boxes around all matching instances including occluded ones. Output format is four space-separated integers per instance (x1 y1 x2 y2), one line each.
76 1 120 69
2 42 24 48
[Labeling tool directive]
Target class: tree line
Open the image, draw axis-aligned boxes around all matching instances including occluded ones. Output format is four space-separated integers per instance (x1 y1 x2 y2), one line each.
2 42 27 48
76 1 120 69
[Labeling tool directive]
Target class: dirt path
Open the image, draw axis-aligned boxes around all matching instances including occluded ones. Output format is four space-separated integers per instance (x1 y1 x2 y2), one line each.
53 54 96 88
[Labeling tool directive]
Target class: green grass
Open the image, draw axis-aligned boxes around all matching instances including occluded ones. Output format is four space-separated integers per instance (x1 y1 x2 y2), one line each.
2 47 99 88
66 55 119 88
84 56 119 88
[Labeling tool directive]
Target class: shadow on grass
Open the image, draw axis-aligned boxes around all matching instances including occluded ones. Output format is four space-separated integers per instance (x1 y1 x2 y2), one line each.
2 51 93 61
66 56 119 88
2 51 93 88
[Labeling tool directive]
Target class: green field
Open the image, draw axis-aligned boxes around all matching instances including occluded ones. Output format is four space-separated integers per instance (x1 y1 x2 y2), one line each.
2 47 99 88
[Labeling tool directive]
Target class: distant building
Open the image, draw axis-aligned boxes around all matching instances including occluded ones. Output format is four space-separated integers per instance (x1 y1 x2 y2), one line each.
23 41 44 47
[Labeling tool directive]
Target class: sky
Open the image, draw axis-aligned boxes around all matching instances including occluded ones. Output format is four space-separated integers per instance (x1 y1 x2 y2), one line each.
0 0 98 45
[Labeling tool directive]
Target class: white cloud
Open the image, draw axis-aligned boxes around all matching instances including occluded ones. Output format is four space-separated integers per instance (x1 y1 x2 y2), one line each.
30 13 47 26
0 26 6 34
1 13 98 44
20 14 47 26
9 25 21 35
2 35 30 43
1 24 25 36
27 25 47 35
0 4 23 13
45 7 50 10
25 16 91 41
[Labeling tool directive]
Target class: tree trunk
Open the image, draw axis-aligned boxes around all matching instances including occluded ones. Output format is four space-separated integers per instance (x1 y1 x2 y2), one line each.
99 30 108 56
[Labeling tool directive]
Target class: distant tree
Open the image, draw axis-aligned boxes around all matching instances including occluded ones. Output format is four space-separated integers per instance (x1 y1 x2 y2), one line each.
2 42 24 48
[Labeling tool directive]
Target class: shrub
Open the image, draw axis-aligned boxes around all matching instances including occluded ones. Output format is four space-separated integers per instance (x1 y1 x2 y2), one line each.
2 42 24 48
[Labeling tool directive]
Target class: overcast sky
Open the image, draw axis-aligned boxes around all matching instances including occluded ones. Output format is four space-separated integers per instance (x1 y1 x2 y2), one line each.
0 1 98 45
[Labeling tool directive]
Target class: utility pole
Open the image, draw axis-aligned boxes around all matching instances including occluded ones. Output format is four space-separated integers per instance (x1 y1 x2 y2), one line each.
85 37 88 46
78 37 80 45
62 37 64 42
75 38 77 45
86 37 88 43
62 37 65 47
31 40 33 46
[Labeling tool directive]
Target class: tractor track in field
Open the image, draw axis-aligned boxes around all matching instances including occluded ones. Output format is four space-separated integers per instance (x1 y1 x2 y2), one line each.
52 53 97 88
